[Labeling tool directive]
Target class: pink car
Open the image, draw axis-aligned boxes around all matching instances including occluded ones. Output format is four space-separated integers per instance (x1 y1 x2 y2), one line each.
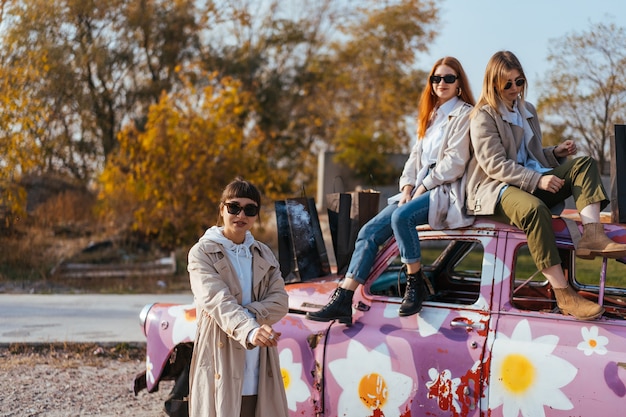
134 215 626 417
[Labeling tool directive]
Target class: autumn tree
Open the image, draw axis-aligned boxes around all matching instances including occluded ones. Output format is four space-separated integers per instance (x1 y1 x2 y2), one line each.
99 74 268 248
537 21 626 174
196 0 346 195
2 0 438 190
0 0 200 172
0 55 40 226
2 0 441 241
0 1 47 226
0 0 200 226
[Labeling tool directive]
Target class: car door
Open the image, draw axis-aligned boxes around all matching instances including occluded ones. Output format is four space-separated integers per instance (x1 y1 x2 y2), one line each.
489 224 626 417
317 230 499 417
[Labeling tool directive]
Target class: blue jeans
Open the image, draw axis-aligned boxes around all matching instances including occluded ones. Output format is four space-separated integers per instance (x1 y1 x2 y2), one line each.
345 191 430 284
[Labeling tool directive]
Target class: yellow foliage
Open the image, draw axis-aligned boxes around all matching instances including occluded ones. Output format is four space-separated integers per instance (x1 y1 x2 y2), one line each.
98 73 268 248
0 43 49 225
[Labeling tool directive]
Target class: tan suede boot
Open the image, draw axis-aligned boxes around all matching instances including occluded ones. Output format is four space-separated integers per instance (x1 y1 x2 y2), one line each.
553 285 604 320
576 223 626 260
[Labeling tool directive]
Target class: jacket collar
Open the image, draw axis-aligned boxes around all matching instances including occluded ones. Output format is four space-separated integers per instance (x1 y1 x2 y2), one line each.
497 98 533 123
437 96 460 116
448 98 472 118
198 236 264 257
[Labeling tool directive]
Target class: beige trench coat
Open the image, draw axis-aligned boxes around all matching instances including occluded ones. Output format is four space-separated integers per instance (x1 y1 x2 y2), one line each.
187 239 289 417
466 101 562 216
398 99 474 229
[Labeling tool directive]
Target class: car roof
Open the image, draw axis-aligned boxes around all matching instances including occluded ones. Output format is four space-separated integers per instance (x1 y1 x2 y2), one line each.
415 209 626 244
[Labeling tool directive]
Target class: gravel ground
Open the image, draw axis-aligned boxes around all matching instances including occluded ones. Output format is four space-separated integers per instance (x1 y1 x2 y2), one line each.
0 344 173 417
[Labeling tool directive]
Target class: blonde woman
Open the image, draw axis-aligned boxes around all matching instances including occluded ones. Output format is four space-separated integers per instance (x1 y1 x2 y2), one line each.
466 50 626 320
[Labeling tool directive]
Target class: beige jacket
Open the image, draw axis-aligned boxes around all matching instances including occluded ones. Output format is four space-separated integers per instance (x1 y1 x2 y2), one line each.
188 237 289 417
466 101 562 216
397 99 474 229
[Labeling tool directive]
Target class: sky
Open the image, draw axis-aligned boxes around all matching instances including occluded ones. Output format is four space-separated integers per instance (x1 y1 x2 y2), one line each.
420 0 625 103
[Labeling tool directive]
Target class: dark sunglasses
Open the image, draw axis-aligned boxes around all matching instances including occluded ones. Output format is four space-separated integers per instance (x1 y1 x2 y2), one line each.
224 202 259 217
503 78 525 90
430 74 458 84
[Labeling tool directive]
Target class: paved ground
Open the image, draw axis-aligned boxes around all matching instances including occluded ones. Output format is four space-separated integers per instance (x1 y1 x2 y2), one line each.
0 293 193 344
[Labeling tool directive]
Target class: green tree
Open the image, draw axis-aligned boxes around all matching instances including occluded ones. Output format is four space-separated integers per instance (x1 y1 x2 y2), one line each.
325 0 437 183
537 21 626 174
198 0 438 190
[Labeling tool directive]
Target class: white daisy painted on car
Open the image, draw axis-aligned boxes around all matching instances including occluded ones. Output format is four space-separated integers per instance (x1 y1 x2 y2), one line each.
279 348 310 411
328 339 414 417
146 355 155 385
167 304 197 344
489 319 577 417
577 325 609 356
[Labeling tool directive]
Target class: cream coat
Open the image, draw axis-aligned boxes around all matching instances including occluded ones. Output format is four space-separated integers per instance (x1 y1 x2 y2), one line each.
188 238 289 417
466 101 562 215
398 99 474 229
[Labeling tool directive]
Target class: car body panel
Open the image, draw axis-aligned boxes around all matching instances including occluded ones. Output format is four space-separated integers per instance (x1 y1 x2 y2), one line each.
142 302 196 392
135 216 626 416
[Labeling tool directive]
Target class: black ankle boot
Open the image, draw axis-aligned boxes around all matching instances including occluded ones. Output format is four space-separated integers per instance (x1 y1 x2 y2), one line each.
399 270 426 317
306 287 354 324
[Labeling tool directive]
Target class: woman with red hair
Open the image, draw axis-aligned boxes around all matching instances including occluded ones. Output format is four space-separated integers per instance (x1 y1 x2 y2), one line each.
307 57 475 324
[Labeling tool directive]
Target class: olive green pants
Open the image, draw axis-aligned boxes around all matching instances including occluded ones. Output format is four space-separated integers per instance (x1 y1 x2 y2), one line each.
493 156 608 270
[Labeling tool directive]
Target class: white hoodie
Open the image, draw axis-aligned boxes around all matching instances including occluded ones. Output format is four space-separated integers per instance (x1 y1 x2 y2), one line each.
199 226 260 395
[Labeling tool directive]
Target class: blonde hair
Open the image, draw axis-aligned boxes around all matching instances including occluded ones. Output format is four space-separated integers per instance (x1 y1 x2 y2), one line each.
473 50 527 116
416 57 475 139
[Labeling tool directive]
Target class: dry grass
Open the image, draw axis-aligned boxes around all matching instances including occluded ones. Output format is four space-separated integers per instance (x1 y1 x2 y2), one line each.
0 342 147 369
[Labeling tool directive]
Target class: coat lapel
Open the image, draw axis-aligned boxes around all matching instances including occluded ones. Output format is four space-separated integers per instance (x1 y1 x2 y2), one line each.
252 245 271 300
511 124 524 155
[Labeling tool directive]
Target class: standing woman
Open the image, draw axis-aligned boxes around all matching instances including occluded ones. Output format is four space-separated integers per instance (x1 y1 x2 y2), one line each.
307 56 475 324
188 178 289 417
466 50 626 320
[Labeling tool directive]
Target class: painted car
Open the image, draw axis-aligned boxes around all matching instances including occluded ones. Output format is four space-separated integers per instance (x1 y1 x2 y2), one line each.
134 214 626 417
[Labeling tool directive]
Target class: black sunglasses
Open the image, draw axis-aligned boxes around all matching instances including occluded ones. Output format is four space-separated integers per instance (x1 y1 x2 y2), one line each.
503 78 525 90
224 202 259 217
430 74 458 84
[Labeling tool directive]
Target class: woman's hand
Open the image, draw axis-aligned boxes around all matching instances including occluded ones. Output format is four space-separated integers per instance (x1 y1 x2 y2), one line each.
251 324 281 347
554 140 577 158
538 175 565 193
411 184 427 200
398 185 413 206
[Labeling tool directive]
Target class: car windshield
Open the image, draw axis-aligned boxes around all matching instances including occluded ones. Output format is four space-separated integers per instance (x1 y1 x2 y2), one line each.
369 239 483 306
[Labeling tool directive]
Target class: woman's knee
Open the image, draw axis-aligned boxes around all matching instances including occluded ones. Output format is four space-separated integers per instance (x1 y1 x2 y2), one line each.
518 201 551 229
574 155 597 172
391 204 411 227
355 221 386 248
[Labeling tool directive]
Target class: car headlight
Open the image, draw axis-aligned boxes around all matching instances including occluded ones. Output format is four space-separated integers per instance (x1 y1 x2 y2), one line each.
138 303 155 336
